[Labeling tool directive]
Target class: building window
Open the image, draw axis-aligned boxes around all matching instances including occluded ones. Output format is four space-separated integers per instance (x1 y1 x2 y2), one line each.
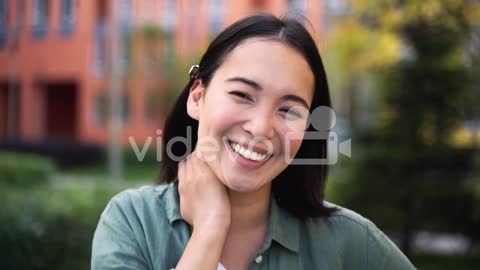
16 0 25 28
7 0 24 50
94 94 107 126
324 0 350 31
118 0 132 71
209 0 224 34
145 91 162 123
119 35 132 75
161 0 176 33
288 0 306 15
118 0 131 31
121 95 130 124
0 0 7 49
94 0 107 76
97 0 108 19
32 0 49 39
325 0 349 15
17 0 24 22
60 0 75 37
94 93 130 126
93 19 106 76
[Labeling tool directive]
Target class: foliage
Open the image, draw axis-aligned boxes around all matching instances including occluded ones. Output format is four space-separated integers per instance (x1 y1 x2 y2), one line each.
328 0 480 256
322 13 401 130
0 183 123 270
411 254 480 270
62 147 160 182
128 24 203 115
0 151 56 187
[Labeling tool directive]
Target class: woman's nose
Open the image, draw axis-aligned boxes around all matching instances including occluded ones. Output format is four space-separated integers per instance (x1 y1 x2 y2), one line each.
243 109 275 139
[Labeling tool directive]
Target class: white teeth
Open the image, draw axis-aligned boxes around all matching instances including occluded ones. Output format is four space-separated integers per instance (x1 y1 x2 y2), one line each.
245 149 252 159
229 142 268 162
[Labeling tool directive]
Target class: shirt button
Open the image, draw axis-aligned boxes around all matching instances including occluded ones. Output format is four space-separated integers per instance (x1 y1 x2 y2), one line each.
255 255 263 263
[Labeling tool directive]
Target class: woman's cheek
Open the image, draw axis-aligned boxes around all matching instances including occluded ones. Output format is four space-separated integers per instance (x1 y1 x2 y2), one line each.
280 127 305 160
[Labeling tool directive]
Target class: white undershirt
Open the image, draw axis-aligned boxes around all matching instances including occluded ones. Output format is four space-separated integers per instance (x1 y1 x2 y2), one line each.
171 263 225 270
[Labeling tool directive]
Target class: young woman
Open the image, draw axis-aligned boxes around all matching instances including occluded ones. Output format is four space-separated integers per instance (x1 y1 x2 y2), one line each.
91 14 416 270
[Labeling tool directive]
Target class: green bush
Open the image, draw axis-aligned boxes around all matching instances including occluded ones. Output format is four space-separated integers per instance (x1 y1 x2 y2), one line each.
0 152 56 187
123 146 160 165
411 254 480 270
0 184 122 270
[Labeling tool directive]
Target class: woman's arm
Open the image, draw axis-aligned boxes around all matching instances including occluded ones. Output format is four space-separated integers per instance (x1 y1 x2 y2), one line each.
174 153 231 270
174 219 229 270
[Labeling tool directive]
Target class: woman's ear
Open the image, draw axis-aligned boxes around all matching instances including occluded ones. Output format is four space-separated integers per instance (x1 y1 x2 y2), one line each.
186 79 204 120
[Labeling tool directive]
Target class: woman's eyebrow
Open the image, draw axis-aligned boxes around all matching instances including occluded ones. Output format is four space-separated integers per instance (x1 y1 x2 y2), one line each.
226 76 310 109
281 95 310 109
225 76 262 90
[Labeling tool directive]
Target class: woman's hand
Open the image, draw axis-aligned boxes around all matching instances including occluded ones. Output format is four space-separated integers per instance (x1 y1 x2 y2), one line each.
175 151 231 270
177 151 231 231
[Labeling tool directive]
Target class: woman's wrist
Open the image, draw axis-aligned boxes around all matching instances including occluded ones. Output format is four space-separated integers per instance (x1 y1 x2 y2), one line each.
193 218 231 238
175 219 229 270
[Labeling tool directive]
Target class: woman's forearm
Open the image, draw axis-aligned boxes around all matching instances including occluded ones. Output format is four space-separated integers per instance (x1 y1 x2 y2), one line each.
174 222 229 270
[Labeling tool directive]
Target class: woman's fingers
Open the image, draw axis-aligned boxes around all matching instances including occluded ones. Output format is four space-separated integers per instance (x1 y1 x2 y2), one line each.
177 151 231 229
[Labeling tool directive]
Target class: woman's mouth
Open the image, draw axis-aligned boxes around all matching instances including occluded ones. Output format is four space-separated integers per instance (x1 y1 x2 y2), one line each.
229 141 269 161
222 137 272 169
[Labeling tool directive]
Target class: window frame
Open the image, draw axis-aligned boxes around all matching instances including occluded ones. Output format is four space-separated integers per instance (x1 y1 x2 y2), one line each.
32 0 49 39
60 0 75 37
0 0 7 49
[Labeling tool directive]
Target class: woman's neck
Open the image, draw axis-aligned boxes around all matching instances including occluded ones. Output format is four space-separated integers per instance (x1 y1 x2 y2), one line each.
219 183 271 269
227 183 271 233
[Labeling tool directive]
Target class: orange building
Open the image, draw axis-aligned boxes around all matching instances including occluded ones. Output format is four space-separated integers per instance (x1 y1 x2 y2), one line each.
0 0 326 146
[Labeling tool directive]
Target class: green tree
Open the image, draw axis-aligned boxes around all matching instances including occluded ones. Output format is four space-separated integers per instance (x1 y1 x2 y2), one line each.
330 0 479 256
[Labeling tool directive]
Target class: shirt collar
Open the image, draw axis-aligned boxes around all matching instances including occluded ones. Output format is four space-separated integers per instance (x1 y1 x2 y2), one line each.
163 179 301 253
164 179 183 224
268 195 301 253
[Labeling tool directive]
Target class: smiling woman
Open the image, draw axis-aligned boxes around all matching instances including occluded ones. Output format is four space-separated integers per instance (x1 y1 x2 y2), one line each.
91 14 416 270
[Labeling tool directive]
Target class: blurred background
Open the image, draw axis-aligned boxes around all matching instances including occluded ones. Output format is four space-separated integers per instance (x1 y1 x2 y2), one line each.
0 0 479 269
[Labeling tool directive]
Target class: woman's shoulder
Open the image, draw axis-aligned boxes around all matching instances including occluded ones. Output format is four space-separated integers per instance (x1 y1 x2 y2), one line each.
321 201 376 229
92 183 187 269
302 201 379 244
101 182 181 227
302 202 415 269
108 183 173 207
299 201 374 233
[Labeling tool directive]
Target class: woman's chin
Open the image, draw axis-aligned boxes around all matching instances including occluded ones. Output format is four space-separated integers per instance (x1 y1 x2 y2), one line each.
222 176 266 193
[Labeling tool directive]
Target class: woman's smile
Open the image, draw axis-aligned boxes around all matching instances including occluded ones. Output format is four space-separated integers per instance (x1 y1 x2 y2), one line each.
222 137 272 170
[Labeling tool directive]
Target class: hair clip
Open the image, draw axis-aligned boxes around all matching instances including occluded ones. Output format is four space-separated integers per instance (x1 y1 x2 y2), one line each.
188 64 200 79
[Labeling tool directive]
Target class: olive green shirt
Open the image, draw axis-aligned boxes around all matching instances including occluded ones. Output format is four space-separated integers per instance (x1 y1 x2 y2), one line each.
91 182 415 269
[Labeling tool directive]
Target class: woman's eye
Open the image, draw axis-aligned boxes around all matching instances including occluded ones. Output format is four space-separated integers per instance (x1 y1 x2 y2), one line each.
280 107 303 120
229 91 253 102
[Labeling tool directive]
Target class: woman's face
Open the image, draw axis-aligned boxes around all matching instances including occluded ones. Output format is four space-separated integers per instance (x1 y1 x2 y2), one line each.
187 38 314 193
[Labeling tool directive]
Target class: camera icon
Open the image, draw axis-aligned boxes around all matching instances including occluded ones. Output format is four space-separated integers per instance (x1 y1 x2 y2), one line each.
285 106 351 165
